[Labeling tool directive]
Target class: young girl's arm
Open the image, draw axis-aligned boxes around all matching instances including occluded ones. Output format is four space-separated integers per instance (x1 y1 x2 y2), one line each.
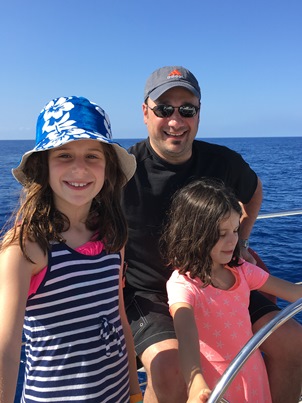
170 302 211 403
118 249 142 402
259 275 302 303
0 243 35 403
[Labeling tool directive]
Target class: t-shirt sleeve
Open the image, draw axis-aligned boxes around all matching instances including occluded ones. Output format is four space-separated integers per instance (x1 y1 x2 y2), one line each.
223 148 258 204
167 270 196 307
194 141 258 205
240 261 270 290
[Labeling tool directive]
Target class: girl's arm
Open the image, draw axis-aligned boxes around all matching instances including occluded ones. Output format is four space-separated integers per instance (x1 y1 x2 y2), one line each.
118 249 142 401
259 274 302 303
0 243 34 403
170 302 211 403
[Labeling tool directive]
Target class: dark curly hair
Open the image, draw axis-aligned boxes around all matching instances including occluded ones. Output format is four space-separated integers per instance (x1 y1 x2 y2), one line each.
160 178 242 287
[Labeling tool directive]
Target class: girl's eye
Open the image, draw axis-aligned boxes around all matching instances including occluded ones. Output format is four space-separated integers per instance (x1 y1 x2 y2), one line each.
87 152 105 160
58 153 71 159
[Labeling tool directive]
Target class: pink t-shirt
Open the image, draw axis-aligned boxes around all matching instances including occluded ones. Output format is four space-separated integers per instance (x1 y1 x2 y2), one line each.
167 261 271 403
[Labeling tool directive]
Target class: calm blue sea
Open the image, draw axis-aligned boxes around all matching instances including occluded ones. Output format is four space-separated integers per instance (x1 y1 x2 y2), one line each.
1 137 301 401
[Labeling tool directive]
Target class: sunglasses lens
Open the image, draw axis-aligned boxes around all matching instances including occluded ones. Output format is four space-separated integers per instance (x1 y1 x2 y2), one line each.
153 105 174 118
179 105 198 117
150 104 199 118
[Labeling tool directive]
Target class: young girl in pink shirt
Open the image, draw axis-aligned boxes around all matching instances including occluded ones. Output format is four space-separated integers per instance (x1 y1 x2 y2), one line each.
162 178 302 403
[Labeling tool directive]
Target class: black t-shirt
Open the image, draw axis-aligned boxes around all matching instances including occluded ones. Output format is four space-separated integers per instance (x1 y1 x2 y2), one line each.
122 138 258 295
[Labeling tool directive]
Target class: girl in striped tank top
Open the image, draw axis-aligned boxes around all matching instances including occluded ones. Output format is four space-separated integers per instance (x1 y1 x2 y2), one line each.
0 96 143 403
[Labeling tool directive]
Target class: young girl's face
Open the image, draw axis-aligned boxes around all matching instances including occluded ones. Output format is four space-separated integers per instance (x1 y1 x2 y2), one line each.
48 140 106 210
210 210 240 268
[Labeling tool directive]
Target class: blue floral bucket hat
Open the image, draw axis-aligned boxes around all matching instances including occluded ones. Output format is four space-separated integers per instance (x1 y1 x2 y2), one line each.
12 96 136 186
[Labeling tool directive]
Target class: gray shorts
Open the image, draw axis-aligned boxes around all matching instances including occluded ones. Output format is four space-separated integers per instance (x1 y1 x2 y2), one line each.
124 292 176 357
125 290 280 357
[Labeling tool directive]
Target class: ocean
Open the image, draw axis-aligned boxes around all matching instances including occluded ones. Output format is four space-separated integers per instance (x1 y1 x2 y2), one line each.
0 137 301 401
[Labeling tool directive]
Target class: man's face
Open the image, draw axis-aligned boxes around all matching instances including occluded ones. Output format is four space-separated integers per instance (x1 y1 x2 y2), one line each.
143 87 200 164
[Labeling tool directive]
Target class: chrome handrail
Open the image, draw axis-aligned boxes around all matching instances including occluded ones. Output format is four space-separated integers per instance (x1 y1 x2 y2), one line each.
208 297 302 403
257 209 302 219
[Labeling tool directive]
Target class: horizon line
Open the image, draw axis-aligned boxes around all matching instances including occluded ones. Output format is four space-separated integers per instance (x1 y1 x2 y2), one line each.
0 135 301 141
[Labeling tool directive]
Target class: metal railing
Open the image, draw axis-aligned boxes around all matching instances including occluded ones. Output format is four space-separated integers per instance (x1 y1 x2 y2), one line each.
208 297 302 403
257 208 302 220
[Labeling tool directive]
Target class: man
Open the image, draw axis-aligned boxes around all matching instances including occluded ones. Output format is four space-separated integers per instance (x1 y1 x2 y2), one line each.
122 66 302 402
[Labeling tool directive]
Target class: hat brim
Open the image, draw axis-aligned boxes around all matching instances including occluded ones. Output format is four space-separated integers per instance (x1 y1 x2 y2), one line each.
12 134 136 186
147 82 200 101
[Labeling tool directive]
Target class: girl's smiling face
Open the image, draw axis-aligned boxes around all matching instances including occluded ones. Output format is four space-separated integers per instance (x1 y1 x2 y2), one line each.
210 210 240 269
48 140 106 212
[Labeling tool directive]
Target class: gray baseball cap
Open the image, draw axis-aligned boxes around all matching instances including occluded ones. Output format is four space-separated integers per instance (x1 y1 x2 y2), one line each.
144 66 201 101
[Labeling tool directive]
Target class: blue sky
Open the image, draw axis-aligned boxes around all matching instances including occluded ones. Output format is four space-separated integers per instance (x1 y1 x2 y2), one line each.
0 0 301 139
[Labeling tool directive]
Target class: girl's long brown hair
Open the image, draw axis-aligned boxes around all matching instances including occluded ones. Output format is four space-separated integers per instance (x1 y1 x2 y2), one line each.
160 178 242 286
1 143 128 261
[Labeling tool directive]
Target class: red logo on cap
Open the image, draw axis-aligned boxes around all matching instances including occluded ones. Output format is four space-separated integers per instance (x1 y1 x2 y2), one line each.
167 69 183 79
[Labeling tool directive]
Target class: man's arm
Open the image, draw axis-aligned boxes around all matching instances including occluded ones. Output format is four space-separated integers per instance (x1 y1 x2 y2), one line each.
239 177 263 263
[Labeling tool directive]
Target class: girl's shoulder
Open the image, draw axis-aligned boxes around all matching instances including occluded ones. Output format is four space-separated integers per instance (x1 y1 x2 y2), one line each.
26 239 48 274
169 269 186 282
230 260 270 288
168 269 201 286
0 239 47 300
0 233 47 277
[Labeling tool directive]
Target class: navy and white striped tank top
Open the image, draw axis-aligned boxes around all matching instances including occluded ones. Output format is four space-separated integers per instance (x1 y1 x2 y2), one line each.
21 241 130 402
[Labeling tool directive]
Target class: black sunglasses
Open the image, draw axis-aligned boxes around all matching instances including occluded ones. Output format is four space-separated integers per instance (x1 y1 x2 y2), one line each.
146 103 200 118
